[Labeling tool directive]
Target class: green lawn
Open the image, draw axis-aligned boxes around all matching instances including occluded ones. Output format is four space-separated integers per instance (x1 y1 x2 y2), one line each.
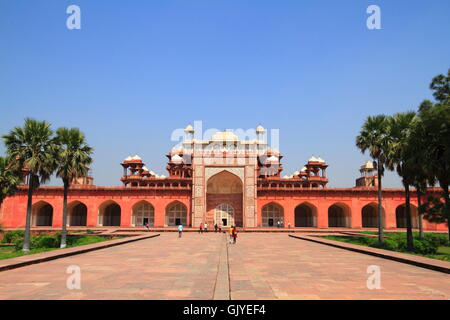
0 245 60 260
0 234 124 260
323 232 450 262
433 246 450 261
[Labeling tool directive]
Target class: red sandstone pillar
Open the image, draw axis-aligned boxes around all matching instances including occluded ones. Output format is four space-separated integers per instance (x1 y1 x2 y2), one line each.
120 201 132 228
284 201 295 229
317 201 328 228
154 202 166 227
52 200 63 228
87 203 99 227
351 200 363 229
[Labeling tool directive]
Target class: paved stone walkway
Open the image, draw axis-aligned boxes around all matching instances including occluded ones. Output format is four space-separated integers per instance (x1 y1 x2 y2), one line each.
0 233 449 299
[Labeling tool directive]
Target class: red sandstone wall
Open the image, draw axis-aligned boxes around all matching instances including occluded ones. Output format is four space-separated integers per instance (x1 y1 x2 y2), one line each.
257 193 447 231
0 188 191 228
0 187 448 231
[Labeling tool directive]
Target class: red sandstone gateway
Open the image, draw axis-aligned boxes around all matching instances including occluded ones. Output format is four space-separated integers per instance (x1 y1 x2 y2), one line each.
0 126 446 231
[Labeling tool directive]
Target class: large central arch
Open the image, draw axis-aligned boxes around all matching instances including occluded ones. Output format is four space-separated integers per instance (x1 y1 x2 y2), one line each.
206 170 243 227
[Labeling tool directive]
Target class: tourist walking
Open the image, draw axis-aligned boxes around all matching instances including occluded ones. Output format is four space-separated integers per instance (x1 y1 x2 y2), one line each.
277 220 281 228
178 224 183 238
199 222 203 234
232 226 238 244
229 226 234 243
145 222 149 231
204 222 208 233
214 223 218 232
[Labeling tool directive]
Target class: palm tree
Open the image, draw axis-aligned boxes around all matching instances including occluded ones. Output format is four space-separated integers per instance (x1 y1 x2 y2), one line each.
2 118 58 251
0 156 21 205
356 115 390 244
55 127 93 248
385 112 417 251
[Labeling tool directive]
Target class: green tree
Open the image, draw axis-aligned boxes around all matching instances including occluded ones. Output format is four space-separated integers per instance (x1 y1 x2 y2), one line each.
430 68 450 103
415 69 450 241
385 112 417 251
356 115 390 244
406 104 436 239
417 101 450 240
2 118 58 251
55 127 93 248
0 156 21 205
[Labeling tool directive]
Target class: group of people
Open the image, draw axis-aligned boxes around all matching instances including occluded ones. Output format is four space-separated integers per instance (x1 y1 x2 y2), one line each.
198 222 209 233
177 223 238 243
228 225 238 244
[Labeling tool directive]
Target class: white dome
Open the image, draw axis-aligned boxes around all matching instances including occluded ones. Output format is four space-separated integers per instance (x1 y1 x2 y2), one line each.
308 156 319 162
267 155 278 162
124 156 132 161
171 154 183 163
256 125 265 134
293 171 300 176
131 155 142 161
301 167 307 172
149 171 155 175
184 124 194 133
317 157 325 163
142 166 149 171
283 175 289 179
160 174 166 179
362 160 374 169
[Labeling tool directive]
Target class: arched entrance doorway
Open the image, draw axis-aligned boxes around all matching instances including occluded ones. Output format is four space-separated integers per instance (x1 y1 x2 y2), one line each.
166 202 188 226
261 203 284 227
99 201 121 226
206 170 243 227
68 202 87 226
361 203 385 228
294 203 317 227
32 202 53 226
215 203 235 227
396 204 419 228
132 201 154 227
328 203 351 228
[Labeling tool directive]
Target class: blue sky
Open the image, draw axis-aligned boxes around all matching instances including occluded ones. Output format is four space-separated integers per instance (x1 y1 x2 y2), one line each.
0 0 449 187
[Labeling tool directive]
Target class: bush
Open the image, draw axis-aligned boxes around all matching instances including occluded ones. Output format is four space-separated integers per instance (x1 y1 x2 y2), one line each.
370 238 399 251
424 233 449 247
2 230 25 244
13 234 59 250
34 235 59 249
397 238 439 255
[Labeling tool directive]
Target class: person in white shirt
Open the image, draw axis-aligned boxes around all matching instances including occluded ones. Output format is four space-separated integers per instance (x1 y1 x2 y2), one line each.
178 224 183 238
204 222 208 233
